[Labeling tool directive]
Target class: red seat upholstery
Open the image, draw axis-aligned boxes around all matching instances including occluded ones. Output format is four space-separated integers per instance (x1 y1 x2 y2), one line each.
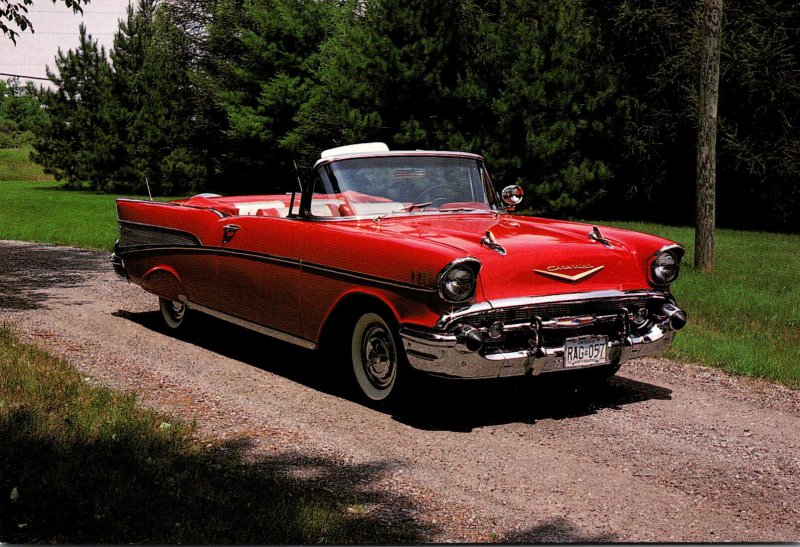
337 203 355 216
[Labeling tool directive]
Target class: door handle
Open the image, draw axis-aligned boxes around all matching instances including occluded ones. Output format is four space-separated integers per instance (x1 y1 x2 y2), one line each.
222 224 240 242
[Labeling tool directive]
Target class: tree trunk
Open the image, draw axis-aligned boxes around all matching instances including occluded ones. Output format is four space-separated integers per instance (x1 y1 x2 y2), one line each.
695 0 722 272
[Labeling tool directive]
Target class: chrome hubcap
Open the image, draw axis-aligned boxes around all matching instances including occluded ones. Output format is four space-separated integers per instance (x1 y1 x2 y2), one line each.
169 301 185 321
361 324 395 389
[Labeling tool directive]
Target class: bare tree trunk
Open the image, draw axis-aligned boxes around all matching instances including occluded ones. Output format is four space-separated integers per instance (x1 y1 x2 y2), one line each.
695 0 722 272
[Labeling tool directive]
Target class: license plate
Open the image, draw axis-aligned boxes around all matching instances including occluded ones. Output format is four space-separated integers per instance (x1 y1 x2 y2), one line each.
564 336 608 368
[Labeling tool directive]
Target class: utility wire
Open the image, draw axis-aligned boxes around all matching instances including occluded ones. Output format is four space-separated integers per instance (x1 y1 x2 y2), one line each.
0 72 50 81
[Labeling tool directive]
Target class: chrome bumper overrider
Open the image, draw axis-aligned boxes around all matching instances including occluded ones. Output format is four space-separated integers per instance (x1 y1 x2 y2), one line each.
110 242 129 282
399 291 685 379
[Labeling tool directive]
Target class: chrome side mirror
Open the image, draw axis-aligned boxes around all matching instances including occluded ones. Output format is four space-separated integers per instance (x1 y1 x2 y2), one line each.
501 185 524 208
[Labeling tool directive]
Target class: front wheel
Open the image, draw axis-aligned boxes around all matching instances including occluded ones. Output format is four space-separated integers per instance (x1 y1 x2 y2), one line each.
159 297 188 329
350 311 404 403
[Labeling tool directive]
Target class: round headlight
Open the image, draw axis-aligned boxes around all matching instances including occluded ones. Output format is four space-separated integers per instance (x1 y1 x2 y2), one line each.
438 259 480 303
650 250 680 285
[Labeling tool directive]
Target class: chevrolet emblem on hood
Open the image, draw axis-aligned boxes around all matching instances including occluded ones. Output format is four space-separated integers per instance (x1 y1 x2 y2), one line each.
533 264 605 283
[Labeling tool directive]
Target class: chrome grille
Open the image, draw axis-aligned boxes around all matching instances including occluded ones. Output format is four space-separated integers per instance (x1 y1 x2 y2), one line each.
119 222 199 249
464 295 657 328
461 294 668 353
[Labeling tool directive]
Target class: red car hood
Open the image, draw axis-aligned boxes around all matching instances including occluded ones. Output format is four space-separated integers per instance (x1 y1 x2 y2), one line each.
374 213 655 301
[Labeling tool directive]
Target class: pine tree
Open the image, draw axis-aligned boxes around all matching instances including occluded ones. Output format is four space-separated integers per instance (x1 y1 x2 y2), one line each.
107 0 207 194
207 0 339 193
32 24 114 189
295 0 616 216
588 0 800 231
293 0 476 158
476 0 617 216
0 78 48 146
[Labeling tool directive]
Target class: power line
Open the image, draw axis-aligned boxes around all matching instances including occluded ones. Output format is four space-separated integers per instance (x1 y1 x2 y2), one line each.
21 32 117 35
27 10 129 14
0 72 50 81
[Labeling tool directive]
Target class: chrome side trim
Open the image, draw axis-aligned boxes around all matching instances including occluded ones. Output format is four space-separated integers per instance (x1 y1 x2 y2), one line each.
303 261 437 293
115 245 436 293
179 297 317 350
116 198 228 217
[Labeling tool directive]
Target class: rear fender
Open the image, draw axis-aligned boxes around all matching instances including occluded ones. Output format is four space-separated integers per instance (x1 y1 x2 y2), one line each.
140 265 184 301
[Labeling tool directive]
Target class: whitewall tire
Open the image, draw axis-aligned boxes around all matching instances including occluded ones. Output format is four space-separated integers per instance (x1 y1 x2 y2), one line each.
159 297 187 329
350 312 401 402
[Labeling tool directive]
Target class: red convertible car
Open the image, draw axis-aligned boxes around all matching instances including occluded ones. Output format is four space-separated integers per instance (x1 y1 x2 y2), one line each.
112 142 686 403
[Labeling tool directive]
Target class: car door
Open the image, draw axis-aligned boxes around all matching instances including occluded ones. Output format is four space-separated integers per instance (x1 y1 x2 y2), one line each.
210 214 310 340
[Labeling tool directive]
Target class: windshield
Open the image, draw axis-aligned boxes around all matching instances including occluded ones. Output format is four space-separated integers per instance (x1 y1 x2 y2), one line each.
308 155 498 219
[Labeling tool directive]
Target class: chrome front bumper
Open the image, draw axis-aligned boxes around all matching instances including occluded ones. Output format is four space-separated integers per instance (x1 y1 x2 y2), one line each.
400 322 676 379
399 291 685 379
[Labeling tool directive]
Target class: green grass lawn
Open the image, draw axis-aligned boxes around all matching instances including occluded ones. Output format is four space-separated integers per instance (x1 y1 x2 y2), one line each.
0 147 175 251
0 327 425 543
594 220 800 388
0 147 52 182
0 179 136 250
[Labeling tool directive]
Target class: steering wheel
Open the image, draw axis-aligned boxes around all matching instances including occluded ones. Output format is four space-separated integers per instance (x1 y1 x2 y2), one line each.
410 184 456 206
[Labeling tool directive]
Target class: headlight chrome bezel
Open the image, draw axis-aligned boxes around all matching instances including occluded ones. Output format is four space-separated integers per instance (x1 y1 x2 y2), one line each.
438 257 482 303
648 244 685 286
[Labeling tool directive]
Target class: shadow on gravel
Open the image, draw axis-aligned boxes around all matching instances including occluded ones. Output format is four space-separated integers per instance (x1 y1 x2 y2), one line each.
1 413 433 544
391 373 673 432
115 308 672 433
0 242 105 311
501 517 616 543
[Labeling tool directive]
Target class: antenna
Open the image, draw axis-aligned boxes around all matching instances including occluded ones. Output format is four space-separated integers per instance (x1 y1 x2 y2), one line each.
144 176 153 201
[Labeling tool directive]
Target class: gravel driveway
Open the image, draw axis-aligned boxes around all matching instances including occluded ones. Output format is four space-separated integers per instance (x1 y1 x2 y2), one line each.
1 240 799 542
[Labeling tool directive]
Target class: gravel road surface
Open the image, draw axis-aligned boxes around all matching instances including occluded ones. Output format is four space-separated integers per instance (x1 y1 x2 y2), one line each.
1 240 799 542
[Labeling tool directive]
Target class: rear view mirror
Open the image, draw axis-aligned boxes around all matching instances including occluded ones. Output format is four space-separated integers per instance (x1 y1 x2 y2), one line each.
501 185 524 209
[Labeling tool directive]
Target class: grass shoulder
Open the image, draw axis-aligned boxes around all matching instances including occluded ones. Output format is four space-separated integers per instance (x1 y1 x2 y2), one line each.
0 147 177 250
0 147 53 182
589 220 800 389
0 326 427 543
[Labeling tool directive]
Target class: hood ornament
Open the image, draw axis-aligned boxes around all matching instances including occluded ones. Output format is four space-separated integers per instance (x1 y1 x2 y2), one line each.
534 264 604 283
480 230 506 256
589 226 613 248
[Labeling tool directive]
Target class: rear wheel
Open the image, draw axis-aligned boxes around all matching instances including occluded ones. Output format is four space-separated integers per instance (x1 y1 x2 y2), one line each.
350 311 404 403
159 297 187 329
